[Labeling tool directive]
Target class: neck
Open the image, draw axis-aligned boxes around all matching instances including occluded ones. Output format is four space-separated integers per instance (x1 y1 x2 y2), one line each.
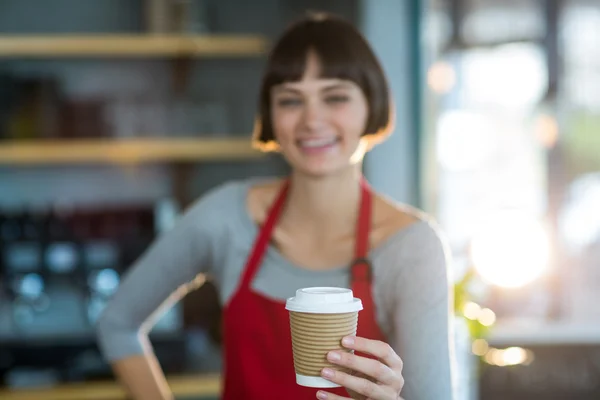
282 166 364 234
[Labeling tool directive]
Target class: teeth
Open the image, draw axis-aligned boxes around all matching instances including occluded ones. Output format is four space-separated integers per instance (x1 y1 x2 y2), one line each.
300 138 336 148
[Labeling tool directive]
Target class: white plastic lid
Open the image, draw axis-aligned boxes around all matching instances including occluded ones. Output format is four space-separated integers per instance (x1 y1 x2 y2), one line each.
285 287 363 314
296 374 341 388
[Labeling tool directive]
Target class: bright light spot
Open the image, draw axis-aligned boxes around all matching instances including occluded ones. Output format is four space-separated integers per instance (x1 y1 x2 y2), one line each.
436 110 496 171
484 349 497 365
18 273 44 299
523 349 535 365
463 301 482 320
534 114 559 148
478 308 497 327
463 43 547 109
427 61 456 94
482 346 535 366
502 347 528 366
96 268 120 294
472 339 489 356
492 349 507 366
471 210 551 288
559 174 600 252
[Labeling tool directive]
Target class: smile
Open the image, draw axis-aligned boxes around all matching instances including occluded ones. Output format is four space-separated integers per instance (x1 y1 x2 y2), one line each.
297 137 340 151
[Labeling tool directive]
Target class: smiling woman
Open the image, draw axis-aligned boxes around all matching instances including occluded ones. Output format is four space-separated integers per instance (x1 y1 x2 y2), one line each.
97 11 455 400
253 13 393 157
267 52 371 177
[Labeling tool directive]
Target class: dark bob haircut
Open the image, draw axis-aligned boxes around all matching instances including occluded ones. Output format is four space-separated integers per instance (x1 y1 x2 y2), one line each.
252 12 395 152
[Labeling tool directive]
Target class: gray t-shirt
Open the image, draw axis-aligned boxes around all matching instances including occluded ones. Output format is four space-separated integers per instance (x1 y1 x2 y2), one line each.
96 179 456 399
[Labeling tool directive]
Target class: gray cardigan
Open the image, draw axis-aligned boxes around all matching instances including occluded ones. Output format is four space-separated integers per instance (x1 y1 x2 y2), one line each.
96 179 456 399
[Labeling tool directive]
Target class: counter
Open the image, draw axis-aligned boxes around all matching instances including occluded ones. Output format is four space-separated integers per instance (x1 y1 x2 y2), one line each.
489 320 600 346
0 374 221 400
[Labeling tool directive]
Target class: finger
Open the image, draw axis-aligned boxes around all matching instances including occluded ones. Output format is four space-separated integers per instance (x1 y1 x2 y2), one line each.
315 390 352 400
327 350 396 385
342 336 403 370
321 367 384 399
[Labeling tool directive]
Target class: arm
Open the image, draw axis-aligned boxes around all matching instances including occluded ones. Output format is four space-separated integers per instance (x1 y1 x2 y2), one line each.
111 354 174 400
96 183 232 400
389 223 456 400
308 224 455 400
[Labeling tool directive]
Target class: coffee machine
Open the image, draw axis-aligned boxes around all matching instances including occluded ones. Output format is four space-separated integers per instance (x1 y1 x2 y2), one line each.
0 201 187 388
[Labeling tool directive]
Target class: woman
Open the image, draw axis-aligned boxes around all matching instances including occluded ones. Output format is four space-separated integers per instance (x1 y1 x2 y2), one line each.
97 12 455 400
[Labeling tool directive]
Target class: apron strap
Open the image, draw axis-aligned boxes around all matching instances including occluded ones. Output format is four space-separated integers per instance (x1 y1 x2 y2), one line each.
240 176 373 287
351 178 372 282
239 180 290 288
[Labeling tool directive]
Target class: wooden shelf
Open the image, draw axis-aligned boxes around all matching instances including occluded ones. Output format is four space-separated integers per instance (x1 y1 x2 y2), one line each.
0 138 265 165
0 373 221 400
0 34 268 57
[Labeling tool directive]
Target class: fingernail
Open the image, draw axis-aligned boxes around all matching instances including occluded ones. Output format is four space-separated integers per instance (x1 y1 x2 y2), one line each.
322 368 334 378
316 391 327 399
327 351 341 361
342 336 354 346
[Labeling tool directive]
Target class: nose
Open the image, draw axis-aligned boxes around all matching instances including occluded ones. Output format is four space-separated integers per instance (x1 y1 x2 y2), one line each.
302 100 326 131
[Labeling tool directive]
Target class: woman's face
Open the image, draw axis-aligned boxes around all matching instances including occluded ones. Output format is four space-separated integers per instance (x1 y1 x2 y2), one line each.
270 51 369 177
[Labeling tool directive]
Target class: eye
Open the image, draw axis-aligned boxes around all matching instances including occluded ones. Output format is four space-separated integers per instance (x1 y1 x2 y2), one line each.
276 97 302 107
325 95 349 104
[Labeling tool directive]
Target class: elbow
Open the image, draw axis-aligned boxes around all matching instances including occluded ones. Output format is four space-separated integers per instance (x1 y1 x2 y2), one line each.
95 307 121 360
95 306 147 362
95 306 115 346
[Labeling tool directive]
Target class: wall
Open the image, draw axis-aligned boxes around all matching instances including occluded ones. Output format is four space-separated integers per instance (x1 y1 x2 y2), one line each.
0 0 361 357
0 0 358 210
360 0 421 206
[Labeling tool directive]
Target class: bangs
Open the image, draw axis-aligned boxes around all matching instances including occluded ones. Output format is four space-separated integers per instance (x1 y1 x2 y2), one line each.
253 12 393 150
264 19 366 87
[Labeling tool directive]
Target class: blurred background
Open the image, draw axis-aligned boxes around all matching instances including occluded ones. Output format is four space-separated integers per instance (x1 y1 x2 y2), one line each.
0 0 598 399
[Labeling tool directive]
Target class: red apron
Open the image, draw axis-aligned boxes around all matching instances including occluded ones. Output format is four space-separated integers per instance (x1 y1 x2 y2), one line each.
221 178 386 399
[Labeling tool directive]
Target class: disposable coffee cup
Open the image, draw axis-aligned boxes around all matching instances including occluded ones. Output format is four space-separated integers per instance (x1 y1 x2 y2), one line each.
285 287 363 388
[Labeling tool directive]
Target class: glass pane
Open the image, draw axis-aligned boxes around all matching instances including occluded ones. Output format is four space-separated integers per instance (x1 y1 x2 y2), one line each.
462 0 545 45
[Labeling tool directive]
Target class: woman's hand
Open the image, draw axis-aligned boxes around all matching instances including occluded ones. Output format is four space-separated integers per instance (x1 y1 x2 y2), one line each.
317 336 404 400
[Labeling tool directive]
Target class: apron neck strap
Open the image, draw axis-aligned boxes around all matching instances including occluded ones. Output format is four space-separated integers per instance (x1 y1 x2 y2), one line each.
355 177 372 260
351 177 373 282
240 176 373 288
239 179 290 288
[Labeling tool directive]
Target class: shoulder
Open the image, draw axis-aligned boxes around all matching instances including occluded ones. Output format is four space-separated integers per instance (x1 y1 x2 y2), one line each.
246 177 286 225
371 191 428 245
180 179 252 228
184 176 286 228
372 209 452 302
189 179 246 211
371 191 451 267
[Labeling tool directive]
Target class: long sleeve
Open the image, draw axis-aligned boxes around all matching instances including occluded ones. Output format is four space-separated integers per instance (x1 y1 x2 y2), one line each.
96 182 234 362
379 222 456 400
